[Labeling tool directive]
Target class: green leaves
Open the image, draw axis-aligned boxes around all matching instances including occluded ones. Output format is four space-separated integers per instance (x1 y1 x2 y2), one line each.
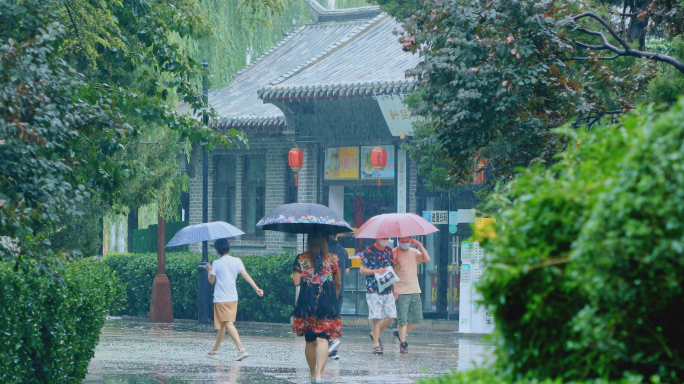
478 102 684 382
400 0 660 189
103 251 296 322
1 0 253 267
0 0 130 266
0 260 125 383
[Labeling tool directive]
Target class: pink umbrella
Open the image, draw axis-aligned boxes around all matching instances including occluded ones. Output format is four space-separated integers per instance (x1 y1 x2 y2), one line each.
353 213 439 239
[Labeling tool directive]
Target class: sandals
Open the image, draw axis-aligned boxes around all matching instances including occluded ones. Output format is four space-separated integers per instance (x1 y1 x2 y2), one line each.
207 350 218 356
369 332 383 347
372 346 383 354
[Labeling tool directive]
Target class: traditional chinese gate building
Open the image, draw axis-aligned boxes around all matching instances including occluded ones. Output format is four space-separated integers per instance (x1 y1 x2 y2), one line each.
185 0 482 319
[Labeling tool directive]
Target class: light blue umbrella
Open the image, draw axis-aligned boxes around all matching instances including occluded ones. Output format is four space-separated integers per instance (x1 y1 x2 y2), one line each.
165 221 245 247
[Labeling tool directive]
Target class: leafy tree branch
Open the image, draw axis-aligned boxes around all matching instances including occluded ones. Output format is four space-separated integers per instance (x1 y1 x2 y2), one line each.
568 12 684 74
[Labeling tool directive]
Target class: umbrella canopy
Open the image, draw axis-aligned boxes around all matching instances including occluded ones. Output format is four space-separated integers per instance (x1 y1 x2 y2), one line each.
353 213 439 239
165 221 245 247
256 203 353 235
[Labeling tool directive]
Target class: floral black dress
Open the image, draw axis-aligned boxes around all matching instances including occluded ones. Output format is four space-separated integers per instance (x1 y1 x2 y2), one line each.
292 252 342 339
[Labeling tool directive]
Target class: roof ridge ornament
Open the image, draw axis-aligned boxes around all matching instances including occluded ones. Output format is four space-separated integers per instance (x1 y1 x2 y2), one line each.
304 0 381 23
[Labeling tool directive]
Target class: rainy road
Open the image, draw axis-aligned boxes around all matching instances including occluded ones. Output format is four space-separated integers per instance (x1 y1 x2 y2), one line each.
85 319 495 384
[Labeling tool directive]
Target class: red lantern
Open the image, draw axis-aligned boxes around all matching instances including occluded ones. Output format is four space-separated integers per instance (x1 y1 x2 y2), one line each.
288 148 303 186
371 147 388 186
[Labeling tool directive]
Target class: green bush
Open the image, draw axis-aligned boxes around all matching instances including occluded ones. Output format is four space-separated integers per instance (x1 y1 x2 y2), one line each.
0 259 124 383
235 252 296 323
416 368 643 384
104 251 295 322
103 251 212 319
479 101 684 382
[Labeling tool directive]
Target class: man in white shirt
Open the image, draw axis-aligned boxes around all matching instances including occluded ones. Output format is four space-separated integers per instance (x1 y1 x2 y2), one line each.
205 238 263 360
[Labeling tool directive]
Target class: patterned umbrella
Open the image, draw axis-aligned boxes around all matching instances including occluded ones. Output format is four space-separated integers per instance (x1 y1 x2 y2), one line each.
353 213 439 239
256 203 353 235
165 221 245 247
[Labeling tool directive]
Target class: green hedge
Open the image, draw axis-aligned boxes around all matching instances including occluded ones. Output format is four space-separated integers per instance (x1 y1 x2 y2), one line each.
478 102 684 382
103 252 211 319
104 251 296 322
416 368 643 384
0 259 124 383
234 252 296 323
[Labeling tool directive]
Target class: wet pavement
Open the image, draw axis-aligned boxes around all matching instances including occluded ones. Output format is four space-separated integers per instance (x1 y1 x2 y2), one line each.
85 319 495 384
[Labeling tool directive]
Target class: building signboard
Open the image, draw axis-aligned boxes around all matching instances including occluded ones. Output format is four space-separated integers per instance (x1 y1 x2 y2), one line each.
429 211 448 225
324 147 359 180
374 94 420 137
473 217 497 240
449 211 458 225
457 209 475 223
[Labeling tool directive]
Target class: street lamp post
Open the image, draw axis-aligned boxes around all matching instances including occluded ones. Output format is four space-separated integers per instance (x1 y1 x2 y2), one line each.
197 57 212 324
150 211 173 322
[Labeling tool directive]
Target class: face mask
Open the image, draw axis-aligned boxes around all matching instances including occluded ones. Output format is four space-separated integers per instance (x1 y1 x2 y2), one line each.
399 243 410 250
377 240 389 248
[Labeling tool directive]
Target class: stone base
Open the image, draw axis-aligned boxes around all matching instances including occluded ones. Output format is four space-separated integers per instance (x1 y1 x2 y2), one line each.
149 274 174 323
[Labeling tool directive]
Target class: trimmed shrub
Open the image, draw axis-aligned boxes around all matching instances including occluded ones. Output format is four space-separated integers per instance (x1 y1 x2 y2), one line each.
104 251 296 322
103 251 213 319
479 102 684 382
0 259 124 383
235 252 296 323
416 368 643 384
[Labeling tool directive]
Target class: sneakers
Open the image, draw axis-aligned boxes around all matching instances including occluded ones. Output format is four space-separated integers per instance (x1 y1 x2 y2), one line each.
330 350 340 360
393 328 409 341
400 341 409 354
328 339 341 355
234 349 250 361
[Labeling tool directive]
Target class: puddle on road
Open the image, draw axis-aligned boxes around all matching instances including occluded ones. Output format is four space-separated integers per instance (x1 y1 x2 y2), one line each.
85 366 294 384
86 320 495 384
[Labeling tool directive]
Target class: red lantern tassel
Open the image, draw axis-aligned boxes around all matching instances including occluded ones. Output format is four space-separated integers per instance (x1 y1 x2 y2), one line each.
378 177 381 186
295 173 298 186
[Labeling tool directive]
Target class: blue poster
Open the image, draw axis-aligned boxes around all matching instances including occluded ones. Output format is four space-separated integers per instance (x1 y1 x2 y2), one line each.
360 146 395 179
449 211 458 225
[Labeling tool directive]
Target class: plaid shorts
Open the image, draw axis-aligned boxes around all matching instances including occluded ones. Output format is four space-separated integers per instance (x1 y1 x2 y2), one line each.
366 292 397 319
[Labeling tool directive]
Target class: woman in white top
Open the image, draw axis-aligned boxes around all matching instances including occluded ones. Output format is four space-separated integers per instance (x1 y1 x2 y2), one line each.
205 238 263 360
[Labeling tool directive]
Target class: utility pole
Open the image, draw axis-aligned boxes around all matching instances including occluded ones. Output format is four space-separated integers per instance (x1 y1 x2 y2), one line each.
150 196 173 323
197 57 211 324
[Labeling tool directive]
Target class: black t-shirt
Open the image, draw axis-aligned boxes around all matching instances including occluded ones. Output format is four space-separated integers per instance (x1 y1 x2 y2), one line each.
328 239 349 307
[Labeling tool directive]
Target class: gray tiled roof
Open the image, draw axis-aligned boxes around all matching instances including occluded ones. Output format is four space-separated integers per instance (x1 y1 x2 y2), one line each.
198 0 416 131
206 20 369 130
258 15 420 101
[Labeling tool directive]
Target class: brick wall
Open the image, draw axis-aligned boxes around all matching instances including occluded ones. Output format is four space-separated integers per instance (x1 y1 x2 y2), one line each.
264 141 288 253
296 143 319 254
188 135 296 255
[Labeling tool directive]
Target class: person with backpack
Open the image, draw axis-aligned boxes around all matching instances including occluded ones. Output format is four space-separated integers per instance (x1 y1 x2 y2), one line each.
205 238 264 361
291 232 342 383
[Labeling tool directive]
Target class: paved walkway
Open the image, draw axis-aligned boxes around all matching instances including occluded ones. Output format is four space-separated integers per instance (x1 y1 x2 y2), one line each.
85 319 494 384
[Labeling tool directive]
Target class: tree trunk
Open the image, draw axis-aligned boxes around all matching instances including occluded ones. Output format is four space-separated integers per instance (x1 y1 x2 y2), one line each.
627 0 649 49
